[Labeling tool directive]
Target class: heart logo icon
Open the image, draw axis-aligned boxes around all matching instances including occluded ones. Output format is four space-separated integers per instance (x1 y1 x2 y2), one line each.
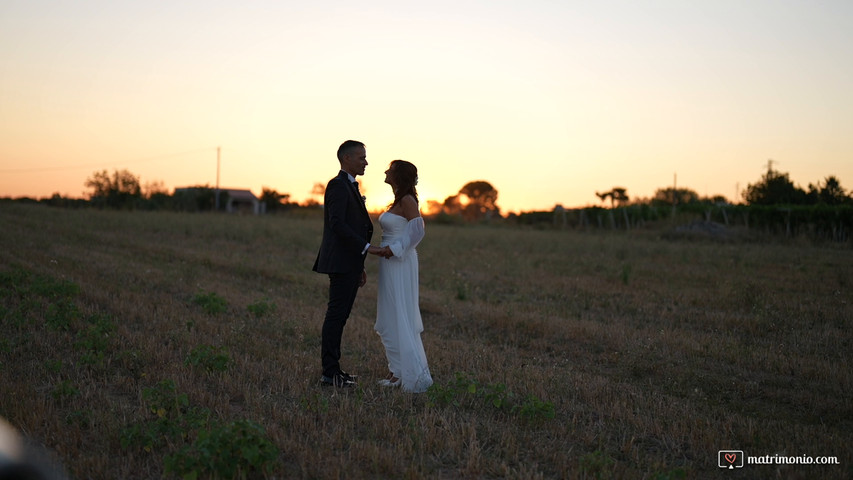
725 453 737 464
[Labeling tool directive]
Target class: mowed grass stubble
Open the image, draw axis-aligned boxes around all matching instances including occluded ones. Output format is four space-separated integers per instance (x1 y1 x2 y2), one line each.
1 202 851 479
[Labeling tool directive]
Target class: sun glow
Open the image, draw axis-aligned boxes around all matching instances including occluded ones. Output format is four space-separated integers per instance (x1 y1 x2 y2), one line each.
1 2 852 211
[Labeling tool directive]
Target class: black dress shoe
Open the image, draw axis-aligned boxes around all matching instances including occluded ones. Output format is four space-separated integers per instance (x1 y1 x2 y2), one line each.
339 371 358 381
320 373 357 388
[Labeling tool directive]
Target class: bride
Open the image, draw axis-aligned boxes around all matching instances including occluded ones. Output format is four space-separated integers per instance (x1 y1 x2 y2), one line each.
371 160 433 393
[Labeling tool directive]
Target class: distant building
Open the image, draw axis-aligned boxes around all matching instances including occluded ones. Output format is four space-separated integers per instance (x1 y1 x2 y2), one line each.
221 188 262 214
174 187 263 214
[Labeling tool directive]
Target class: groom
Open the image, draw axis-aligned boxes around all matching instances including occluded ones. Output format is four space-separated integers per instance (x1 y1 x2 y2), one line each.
313 140 385 388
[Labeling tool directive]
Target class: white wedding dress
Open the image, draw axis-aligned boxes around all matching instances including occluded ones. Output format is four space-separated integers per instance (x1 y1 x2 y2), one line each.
374 212 433 393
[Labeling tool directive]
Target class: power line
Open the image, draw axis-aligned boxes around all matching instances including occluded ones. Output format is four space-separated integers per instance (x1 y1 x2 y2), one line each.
0 147 217 174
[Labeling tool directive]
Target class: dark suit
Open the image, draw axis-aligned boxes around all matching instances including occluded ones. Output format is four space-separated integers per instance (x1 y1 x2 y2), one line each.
313 171 374 377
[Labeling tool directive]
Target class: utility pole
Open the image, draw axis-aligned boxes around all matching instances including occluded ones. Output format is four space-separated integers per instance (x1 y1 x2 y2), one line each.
215 146 221 211
672 172 678 218
673 172 678 204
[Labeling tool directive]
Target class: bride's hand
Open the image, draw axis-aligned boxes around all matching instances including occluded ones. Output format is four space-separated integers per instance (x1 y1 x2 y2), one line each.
368 245 389 257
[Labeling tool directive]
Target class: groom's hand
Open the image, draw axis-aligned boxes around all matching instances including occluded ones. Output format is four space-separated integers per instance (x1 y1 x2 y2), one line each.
368 245 393 258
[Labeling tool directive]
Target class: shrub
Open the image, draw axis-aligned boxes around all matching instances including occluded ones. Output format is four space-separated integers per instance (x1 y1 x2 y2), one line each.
120 380 210 452
75 314 116 366
246 298 276 318
185 344 230 372
192 291 227 315
165 419 279 479
579 449 616 479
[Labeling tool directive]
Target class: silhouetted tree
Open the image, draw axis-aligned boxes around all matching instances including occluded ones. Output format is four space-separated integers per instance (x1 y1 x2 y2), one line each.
611 187 629 206
172 186 216 212
704 195 729 205
743 168 807 205
424 199 444 216
85 169 142 209
311 182 326 202
142 180 168 198
260 187 291 212
457 181 500 220
596 187 629 208
652 187 699 206
441 194 463 216
807 176 851 205
138 179 171 210
433 181 501 221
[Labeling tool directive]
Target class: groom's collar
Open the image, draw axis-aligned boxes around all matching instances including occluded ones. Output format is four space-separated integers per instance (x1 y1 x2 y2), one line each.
340 170 356 183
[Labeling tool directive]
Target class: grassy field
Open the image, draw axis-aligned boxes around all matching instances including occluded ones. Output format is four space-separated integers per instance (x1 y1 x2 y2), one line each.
1 202 851 479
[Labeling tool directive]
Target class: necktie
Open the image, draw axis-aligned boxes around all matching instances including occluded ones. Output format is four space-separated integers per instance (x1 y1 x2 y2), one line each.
353 182 364 203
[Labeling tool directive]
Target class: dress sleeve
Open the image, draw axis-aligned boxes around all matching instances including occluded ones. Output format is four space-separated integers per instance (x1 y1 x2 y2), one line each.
388 217 425 258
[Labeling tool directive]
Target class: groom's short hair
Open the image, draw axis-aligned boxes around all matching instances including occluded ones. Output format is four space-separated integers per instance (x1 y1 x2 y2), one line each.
337 140 365 162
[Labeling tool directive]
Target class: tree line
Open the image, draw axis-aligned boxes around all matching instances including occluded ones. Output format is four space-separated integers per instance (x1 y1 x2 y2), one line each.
11 168 506 219
515 166 853 242
594 168 851 209
30 169 301 213
4 166 851 237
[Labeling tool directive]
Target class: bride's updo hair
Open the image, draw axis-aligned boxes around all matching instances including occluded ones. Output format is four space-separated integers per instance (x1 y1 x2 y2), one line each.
389 160 418 207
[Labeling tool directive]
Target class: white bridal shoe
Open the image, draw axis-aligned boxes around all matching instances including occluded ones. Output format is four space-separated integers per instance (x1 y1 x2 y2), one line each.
378 376 401 387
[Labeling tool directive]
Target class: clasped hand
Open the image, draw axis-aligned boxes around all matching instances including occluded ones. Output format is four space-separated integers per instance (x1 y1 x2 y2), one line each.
368 245 393 258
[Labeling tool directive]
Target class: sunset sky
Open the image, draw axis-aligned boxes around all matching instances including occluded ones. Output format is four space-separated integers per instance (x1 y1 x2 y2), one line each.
2 1 852 213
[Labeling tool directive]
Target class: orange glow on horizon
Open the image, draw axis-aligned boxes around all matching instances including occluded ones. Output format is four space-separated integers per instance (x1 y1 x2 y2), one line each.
1 3 852 212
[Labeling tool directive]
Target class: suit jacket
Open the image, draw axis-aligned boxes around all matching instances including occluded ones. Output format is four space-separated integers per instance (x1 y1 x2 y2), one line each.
313 171 374 274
